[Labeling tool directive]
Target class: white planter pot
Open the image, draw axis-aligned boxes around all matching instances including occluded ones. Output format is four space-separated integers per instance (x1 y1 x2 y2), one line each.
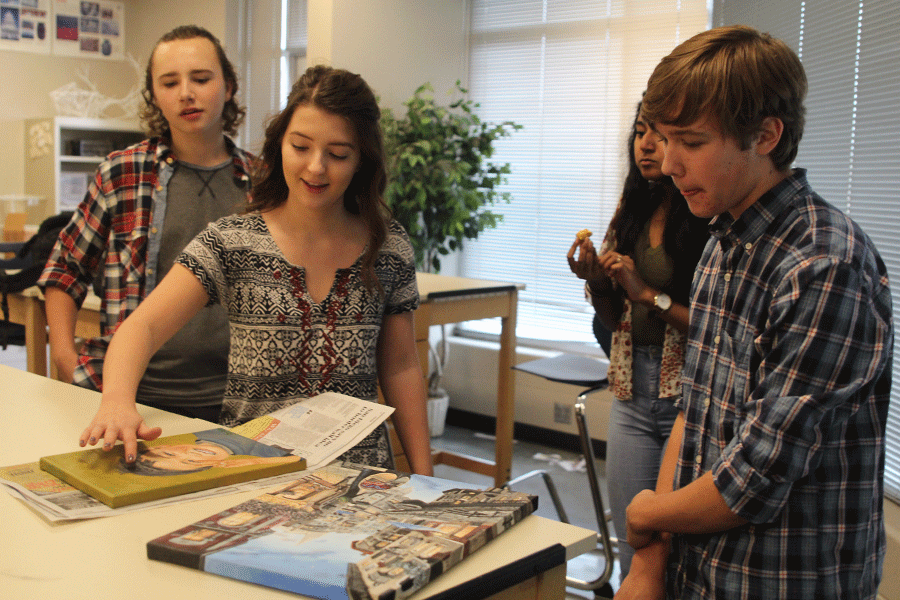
426 388 450 437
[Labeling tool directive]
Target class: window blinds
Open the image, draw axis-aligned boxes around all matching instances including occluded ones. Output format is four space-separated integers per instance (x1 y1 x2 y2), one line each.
461 0 708 345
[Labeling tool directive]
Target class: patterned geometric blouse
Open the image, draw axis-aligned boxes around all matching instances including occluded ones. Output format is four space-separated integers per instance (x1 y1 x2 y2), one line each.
177 214 419 466
599 207 688 400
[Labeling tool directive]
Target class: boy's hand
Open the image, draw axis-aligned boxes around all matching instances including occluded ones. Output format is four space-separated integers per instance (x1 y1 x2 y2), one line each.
626 488 659 550
615 538 669 600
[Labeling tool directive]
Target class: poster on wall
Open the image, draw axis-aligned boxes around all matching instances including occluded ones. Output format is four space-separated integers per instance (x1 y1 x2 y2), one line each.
0 0 53 54
52 0 123 60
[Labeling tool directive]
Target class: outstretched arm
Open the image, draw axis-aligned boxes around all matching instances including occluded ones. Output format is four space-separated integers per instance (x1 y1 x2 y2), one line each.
79 264 209 462
377 311 433 476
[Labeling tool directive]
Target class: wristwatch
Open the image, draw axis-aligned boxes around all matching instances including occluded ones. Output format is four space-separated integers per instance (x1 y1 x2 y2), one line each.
653 292 672 312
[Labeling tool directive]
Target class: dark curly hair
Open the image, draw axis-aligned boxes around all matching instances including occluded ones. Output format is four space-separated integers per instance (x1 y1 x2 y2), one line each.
611 101 710 304
140 25 245 138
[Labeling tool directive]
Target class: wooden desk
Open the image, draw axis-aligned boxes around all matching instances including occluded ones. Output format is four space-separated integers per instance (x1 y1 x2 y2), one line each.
6 286 48 375
415 273 523 486
0 365 594 600
8 272 523 486
6 286 100 379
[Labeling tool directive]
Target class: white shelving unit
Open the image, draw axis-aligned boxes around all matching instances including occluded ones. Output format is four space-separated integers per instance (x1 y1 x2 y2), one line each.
24 116 144 221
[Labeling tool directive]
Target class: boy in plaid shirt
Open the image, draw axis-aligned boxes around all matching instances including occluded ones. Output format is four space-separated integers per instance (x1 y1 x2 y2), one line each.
618 25 892 600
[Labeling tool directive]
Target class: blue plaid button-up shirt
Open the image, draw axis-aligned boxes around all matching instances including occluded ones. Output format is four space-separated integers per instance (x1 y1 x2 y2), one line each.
672 169 892 600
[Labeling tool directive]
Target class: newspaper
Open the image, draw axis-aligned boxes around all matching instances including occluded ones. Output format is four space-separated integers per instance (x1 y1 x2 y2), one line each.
0 392 394 521
231 392 393 471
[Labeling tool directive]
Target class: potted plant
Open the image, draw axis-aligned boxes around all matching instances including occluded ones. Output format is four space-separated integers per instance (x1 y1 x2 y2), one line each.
381 82 521 435
381 81 521 273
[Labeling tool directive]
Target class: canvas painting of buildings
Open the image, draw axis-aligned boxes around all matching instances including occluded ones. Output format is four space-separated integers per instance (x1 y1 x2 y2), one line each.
147 461 537 600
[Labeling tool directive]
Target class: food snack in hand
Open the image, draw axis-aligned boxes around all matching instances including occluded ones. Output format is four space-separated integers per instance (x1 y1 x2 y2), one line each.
576 228 593 241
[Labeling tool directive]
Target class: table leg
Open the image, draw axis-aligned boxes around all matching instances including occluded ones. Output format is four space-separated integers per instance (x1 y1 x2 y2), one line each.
494 290 518 486
415 288 519 487
480 563 566 600
24 295 48 377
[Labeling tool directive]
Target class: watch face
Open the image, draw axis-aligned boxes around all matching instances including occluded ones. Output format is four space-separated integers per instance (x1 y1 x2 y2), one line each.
656 293 672 311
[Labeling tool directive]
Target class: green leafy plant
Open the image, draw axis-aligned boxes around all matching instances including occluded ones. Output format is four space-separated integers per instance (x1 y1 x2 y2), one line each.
381 81 522 273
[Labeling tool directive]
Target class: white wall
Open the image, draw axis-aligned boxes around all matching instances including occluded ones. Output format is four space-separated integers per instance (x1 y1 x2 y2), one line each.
306 0 469 114
883 500 900 600
0 0 467 221
0 0 235 220
0 3 137 201
125 1 229 67
442 336 613 443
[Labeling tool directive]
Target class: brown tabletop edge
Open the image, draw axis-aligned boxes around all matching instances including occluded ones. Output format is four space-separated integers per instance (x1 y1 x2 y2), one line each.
424 284 519 300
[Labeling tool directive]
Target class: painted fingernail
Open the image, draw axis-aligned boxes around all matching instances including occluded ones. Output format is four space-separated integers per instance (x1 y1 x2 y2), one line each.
103 442 111 449
89 437 96 444
127 454 135 462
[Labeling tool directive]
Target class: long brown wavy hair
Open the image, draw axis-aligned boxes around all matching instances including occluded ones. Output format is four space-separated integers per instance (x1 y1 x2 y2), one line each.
248 65 390 293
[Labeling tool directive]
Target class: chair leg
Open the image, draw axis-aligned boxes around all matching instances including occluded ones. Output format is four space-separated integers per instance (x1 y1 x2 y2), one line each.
565 392 616 592
505 469 570 524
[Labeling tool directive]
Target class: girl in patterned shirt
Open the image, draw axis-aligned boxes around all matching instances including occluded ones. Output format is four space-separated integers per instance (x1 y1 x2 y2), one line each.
77 66 434 476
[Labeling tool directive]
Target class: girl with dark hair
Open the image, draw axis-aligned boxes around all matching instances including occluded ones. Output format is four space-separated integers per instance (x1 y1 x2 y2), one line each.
77 65 434 477
249 65 389 294
41 25 253 423
567 101 709 578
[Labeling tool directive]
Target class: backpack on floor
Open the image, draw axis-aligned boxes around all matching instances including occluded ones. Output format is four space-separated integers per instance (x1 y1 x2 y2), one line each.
0 211 74 349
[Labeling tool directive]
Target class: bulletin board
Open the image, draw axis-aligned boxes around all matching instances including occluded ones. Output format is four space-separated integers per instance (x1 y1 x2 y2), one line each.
0 0 124 60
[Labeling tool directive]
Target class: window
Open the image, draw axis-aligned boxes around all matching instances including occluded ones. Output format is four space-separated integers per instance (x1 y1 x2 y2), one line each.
712 0 900 501
280 0 307 107
230 0 307 150
461 0 708 349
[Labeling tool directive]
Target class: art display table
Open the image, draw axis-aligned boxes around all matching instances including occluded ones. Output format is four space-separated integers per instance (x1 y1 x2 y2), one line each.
0 365 594 600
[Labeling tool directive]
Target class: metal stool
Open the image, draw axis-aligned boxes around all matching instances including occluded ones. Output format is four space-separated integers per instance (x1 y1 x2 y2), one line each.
509 354 616 594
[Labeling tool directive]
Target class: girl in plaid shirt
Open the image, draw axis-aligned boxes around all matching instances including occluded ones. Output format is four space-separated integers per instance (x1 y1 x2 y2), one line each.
40 26 253 423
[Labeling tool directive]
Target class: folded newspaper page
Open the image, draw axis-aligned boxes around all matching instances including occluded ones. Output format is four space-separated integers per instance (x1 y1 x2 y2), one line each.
231 392 394 471
1 393 394 521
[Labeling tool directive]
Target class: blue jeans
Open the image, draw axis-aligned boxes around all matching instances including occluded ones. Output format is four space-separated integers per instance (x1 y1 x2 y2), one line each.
606 345 679 578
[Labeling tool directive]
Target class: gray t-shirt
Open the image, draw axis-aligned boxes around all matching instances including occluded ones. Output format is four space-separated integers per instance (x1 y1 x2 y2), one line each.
137 160 246 407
